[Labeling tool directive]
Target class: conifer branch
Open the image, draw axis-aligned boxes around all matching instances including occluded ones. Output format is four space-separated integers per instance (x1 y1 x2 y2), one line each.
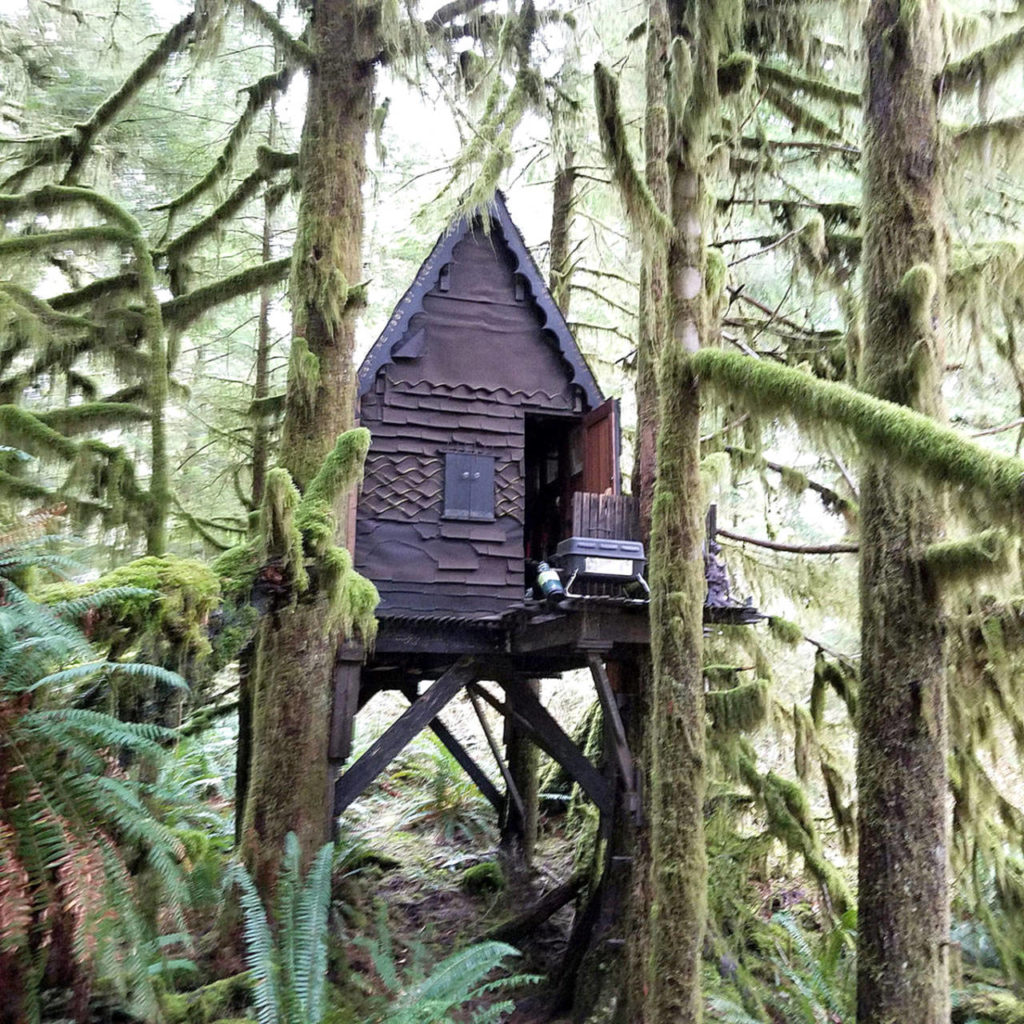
761 83 845 142
156 66 295 218
952 116 1024 159
692 348 1024 521
160 257 292 328
939 25 1024 97
757 62 860 108
0 226 130 256
0 14 196 190
37 403 151 435
47 272 139 311
161 148 298 265
237 0 314 66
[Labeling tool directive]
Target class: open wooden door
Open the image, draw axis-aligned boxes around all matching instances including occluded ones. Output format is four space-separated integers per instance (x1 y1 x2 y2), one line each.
581 398 620 495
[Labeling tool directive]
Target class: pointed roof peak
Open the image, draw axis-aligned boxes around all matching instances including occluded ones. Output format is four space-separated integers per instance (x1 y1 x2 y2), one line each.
357 191 603 409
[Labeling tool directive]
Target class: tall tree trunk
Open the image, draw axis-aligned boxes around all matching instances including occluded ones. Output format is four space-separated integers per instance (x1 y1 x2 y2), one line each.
857 2 949 1022
621 0 737 1020
240 0 377 894
549 148 576 316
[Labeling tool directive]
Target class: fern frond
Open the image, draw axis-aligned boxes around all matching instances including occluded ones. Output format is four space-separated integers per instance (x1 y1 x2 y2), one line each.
226 860 281 1024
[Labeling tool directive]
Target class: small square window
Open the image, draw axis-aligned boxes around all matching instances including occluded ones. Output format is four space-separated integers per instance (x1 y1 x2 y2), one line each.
444 452 495 521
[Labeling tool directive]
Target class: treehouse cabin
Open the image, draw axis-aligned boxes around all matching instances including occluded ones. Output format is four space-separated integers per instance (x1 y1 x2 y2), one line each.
330 194 759 868
354 191 625 622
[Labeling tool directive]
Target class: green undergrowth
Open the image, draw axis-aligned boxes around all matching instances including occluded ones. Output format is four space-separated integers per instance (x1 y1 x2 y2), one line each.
38 554 220 671
251 429 378 642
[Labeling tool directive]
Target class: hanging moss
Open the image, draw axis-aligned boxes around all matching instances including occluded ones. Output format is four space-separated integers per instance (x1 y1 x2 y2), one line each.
717 52 755 97
285 336 321 419
898 263 937 335
742 757 852 915
259 468 307 593
811 651 858 725
707 679 769 734
925 528 1011 586
768 616 803 646
693 348 1024 522
792 704 814 780
320 545 378 642
295 428 371 555
820 754 855 855
594 63 673 241
40 555 221 669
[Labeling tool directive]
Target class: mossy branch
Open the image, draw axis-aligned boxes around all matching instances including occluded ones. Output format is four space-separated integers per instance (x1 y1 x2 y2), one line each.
952 117 1024 164
939 25 1024 97
160 257 291 329
0 226 130 256
237 0 314 66
36 402 151 436
693 348 1024 522
762 83 845 142
593 62 672 241
47 272 139 311
757 62 860 108
0 405 79 461
1 13 196 190
925 528 1012 585
156 66 295 218
161 149 298 265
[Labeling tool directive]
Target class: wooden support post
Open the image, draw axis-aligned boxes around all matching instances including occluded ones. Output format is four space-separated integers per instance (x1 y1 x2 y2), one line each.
501 677 540 874
333 657 479 816
327 655 362 838
587 654 638 819
401 683 503 812
473 676 613 817
468 686 525 821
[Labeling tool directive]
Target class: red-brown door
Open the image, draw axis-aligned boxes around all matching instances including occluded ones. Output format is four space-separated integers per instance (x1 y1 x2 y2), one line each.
582 398 620 495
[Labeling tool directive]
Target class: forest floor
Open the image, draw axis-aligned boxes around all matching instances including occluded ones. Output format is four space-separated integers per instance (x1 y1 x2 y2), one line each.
335 689 588 1022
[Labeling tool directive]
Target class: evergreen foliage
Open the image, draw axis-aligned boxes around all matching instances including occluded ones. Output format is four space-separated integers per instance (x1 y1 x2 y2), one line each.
0 531 187 1021
226 833 333 1024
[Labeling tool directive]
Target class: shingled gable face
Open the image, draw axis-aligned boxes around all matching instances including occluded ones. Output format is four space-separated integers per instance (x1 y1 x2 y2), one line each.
354 193 618 619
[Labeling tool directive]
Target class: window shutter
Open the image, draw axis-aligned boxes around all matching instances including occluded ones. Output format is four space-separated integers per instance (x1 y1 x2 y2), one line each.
444 452 495 521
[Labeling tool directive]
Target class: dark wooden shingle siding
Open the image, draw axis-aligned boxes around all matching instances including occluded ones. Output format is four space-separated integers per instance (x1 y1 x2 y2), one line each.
356 228 578 618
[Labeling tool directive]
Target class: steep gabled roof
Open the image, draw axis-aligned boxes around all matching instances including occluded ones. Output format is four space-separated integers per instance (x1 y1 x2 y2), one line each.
357 191 604 409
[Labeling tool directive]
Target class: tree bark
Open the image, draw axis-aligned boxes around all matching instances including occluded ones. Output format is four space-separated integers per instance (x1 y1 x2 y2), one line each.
549 149 576 316
857 2 949 1022
240 0 377 894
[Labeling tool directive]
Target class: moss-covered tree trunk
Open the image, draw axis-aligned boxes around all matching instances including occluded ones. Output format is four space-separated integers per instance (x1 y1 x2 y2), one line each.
856 2 949 1021
622 1 738 1020
240 0 376 894
549 149 576 316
